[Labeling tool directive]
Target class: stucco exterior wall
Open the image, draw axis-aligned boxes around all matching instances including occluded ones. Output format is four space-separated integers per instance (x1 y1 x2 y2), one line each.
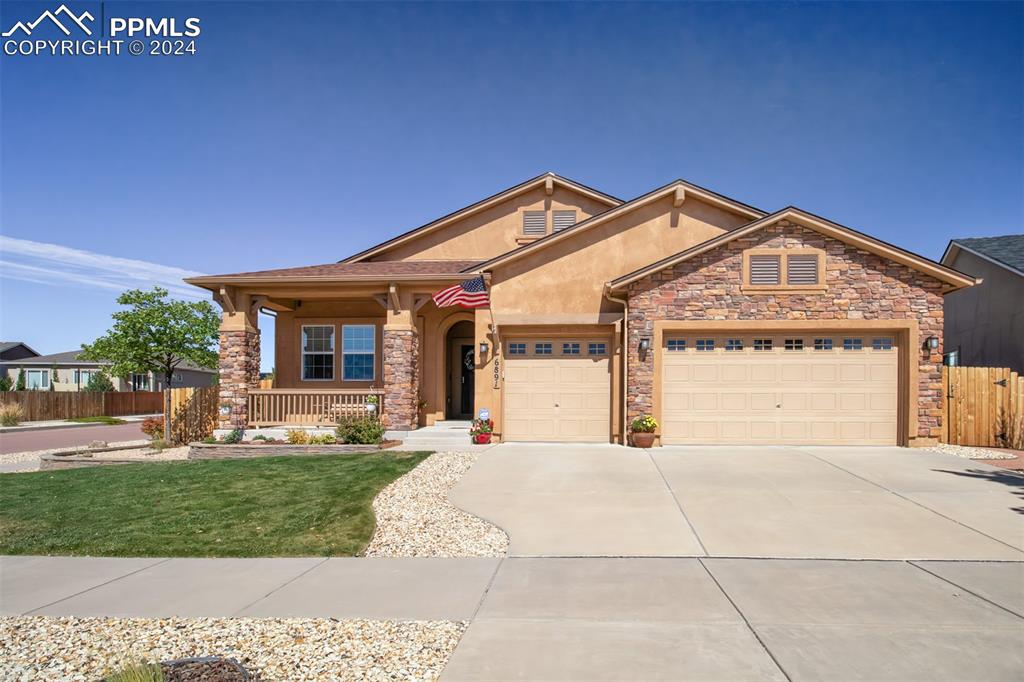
489 195 751 317
943 250 1024 373
371 186 613 262
625 220 946 444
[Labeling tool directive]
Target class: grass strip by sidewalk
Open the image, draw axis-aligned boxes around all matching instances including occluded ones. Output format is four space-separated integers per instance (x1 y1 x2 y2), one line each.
0 451 430 557
68 416 128 425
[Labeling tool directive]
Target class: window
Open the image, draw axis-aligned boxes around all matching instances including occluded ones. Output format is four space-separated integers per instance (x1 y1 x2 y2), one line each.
74 369 98 386
552 210 577 231
130 373 151 391
666 338 686 351
562 342 580 355
726 339 744 351
814 338 833 351
753 338 773 351
522 211 546 236
588 342 606 355
302 325 335 380
696 339 715 351
508 342 526 355
342 325 374 381
843 338 863 351
872 337 894 351
786 255 819 285
534 342 552 355
784 338 804 351
25 369 49 390
749 255 781 285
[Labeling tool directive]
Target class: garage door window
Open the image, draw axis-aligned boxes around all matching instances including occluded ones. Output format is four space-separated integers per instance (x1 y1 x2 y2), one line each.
562 342 580 355
535 342 552 355
843 338 863 351
696 339 715 351
508 343 526 355
588 343 606 355
667 338 686 351
753 338 773 351
814 338 833 350
872 338 894 351
725 339 743 351
784 338 804 351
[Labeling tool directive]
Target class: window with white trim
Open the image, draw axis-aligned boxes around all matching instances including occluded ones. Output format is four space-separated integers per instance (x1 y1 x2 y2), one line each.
784 338 804 351
342 325 374 381
666 338 686 351
508 343 526 355
843 338 863 351
130 373 151 391
26 369 49 390
302 325 335 381
872 337 894 351
588 342 606 355
725 339 743 351
562 342 580 355
522 211 546 236
534 342 552 355
74 369 98 386
696 339 715 352
552 210 577 231
814 338 833 350
753 338 773 351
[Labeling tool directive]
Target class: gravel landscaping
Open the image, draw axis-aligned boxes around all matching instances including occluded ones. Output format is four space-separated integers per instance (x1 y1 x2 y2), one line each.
0 616 465 681
363 451 508 558
927 443 1017 460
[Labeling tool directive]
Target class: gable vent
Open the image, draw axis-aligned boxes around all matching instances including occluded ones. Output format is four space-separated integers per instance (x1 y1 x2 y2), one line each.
553 210 577 231
749 254 781 285
522 211 546 236
787 254 819 285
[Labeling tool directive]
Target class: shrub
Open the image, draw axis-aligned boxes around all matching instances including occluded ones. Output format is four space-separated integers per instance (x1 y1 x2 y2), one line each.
0 403 24 427
251 434 270 442
286 429 309 444
104 659 164 682
15 369 25 391
222 428 244 444
309 433 337 445
140 416 164 439
0 375 12 391
84 372 115 393
201 436 217 444
630 415 658 433
336 416 384 445
149 438 168 452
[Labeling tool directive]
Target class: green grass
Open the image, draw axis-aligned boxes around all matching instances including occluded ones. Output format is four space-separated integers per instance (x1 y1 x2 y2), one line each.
69 416 127 425
0 452 431 557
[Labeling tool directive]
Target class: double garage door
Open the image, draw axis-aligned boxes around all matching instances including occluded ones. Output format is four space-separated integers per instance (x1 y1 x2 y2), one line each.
661 332 899 445
503 337 611 442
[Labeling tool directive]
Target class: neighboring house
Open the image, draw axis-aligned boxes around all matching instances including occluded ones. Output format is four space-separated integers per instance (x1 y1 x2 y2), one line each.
940 235 1024 373
0 349 216 392
187 173 978 447
0 341 40 363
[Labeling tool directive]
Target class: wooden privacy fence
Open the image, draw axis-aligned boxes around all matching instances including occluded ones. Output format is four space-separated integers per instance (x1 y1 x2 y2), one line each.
943 366 1024 449
166 386 219 445
247 388 383 427
0 391 163 421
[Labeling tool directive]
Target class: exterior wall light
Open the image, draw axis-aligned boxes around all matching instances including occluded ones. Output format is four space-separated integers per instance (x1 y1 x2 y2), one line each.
639 337 651 352
925 336 940 350
479 341 489 356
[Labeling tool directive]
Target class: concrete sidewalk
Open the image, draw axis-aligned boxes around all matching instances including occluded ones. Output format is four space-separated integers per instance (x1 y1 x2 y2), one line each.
2 554 1021 680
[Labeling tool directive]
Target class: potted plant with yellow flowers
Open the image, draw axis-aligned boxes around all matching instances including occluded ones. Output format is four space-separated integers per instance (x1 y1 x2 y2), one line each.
630 415 658 448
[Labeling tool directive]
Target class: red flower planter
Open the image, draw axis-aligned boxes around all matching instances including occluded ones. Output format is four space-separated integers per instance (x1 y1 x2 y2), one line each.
473 433 492 444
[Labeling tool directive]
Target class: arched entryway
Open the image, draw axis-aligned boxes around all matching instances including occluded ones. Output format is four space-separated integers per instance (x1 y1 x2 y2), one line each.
445 320 475 419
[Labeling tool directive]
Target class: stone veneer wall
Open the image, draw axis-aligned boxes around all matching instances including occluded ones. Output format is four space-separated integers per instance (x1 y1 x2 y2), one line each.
218 329 261 429
625 220 945 442
382 328 419 430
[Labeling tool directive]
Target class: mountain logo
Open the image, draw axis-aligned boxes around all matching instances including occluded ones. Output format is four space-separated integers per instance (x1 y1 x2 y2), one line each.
2 4 94 37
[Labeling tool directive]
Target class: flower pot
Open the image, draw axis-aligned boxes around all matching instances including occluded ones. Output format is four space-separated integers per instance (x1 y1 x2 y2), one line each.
473 433 492 444
631 432 656 448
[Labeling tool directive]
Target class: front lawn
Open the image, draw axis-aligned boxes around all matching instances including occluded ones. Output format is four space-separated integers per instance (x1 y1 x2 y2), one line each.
69 416 127 425
0 452 430 557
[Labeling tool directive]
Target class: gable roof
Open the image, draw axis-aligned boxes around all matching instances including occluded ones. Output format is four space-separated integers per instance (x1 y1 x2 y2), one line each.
339 172 623 264
185 260 479 290
0 341 39 356
467 178 766 273
608 206 978 292
941 235 1024 278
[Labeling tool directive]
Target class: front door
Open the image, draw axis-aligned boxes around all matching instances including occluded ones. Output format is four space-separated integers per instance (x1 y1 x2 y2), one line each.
459 345 475 418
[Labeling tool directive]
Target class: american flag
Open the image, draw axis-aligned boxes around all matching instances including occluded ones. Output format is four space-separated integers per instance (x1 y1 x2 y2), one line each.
432 276 490 308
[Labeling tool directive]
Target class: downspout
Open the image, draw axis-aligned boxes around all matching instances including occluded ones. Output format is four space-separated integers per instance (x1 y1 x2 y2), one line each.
605 284 629 445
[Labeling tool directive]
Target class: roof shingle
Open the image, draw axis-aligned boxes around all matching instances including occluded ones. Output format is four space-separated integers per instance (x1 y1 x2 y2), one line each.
196 260 481 281
953 235 1024 273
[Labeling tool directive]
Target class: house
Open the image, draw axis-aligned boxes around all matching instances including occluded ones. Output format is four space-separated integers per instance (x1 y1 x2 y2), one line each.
0 341 40 363
0 349 217 391
186 173 977 447
940 235 1024 373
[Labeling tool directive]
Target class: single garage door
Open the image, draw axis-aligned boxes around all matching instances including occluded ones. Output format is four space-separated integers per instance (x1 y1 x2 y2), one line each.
661 333 899 445
503 337 611 442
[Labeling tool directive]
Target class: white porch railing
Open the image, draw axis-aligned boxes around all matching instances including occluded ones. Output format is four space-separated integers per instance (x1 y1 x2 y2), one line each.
247 389 383 427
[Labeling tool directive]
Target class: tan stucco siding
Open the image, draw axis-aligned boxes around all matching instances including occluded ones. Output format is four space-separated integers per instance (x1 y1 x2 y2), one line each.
370 186 612 262
488 195 751 316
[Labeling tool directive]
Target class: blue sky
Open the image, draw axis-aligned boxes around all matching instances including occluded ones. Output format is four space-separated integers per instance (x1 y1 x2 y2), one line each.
1 1 1021 371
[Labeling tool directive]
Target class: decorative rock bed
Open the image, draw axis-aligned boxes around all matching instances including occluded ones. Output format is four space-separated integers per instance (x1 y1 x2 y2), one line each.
187 442 398 459
39 445 189 471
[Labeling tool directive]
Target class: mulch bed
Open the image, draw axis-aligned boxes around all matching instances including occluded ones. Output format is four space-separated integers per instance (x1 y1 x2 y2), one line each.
161 657 252 681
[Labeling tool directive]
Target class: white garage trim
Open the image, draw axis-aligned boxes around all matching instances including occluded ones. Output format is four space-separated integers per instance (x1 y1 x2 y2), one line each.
652 320 919 446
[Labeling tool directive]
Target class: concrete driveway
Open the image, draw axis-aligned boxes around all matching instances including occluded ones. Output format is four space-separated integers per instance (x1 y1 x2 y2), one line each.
450 443 1024 559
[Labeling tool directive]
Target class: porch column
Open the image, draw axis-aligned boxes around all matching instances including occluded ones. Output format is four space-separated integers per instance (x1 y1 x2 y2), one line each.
382 285 419 430
217 290 260 430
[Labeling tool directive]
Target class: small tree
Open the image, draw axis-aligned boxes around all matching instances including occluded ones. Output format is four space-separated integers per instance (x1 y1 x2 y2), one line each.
15 368 25 391
84 372 115 393
49 366 59 391
0 375 11 391
80 287 220 389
